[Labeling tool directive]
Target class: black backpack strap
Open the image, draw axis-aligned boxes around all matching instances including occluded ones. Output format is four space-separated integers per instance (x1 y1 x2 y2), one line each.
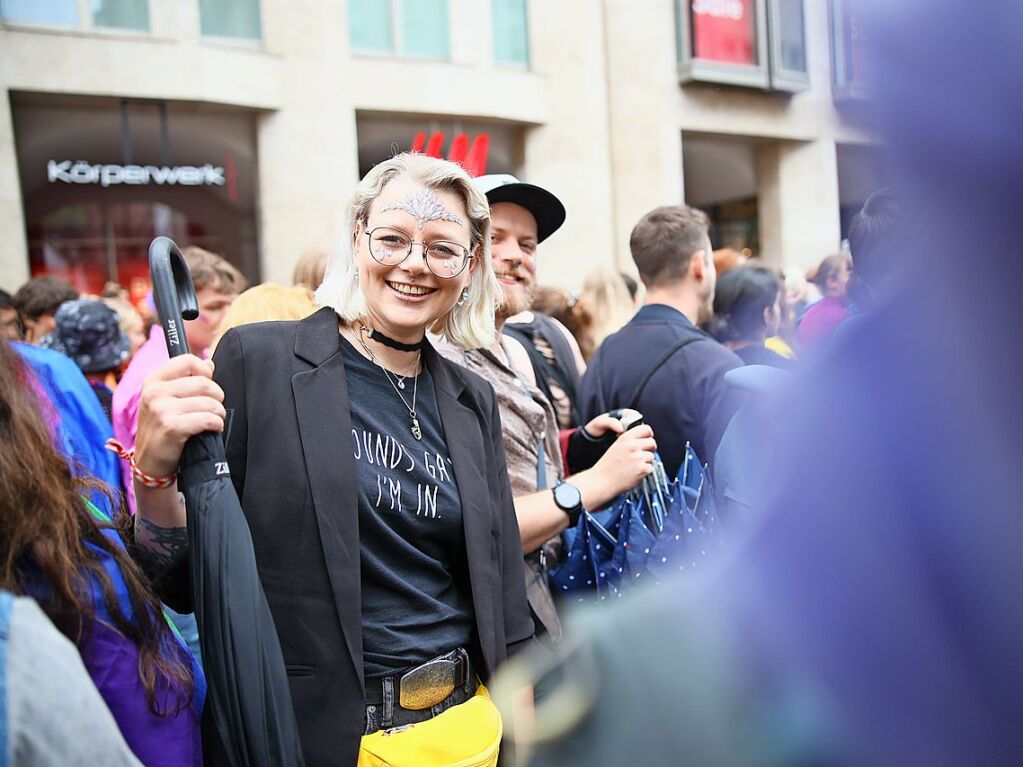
504 318 582 425
625 336 703 410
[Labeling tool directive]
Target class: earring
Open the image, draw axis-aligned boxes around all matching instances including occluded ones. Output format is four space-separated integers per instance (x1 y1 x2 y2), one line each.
457 288 469 306
354 268 360 285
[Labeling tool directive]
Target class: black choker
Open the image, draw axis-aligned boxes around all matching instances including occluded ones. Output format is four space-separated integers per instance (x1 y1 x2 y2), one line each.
368 328 425 352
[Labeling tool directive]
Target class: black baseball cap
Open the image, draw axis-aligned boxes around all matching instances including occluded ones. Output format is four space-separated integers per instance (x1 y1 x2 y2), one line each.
474 174 566 243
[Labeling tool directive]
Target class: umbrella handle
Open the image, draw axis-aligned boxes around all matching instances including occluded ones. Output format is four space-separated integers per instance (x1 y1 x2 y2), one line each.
149 236 199 358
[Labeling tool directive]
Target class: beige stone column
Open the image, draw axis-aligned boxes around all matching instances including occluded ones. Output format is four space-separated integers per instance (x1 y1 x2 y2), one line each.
603 0 685 275
255 0 360 286
756 138 841 273
0 90 29 290
521 0 617 289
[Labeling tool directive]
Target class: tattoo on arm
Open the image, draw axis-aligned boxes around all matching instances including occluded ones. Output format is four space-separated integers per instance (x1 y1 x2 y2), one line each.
134 496 189 572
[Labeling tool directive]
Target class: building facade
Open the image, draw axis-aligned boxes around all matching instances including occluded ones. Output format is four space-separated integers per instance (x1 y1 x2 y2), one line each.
0 0 881 298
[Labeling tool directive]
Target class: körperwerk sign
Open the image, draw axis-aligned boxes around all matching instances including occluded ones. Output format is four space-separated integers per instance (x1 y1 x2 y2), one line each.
47 160 226 187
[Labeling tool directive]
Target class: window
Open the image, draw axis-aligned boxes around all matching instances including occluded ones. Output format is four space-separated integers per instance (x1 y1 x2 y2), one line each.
348 0 451 60
199 0 262 41
1 0 149 32
829 0 867 101
0 0 78 27
676 0 808 92
492 0 529 66
767 0 808 91
92 0 149 31
676 0 770 88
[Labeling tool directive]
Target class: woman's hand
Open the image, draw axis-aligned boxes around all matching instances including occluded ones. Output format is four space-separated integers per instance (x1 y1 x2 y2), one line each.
134 355 226 479
573 424 657 510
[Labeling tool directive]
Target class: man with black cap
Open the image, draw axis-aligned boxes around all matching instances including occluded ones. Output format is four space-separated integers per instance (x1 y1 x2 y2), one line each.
476 174 586 430
435 175 658 642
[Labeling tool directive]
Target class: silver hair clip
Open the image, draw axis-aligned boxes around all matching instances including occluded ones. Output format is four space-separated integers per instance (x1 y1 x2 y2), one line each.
379 189 465 230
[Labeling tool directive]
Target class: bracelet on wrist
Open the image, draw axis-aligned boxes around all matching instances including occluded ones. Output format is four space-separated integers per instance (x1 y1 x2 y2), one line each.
105 439 177 489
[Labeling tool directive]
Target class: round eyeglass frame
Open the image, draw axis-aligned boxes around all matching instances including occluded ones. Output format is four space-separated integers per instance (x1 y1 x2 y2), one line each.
365 226 474 279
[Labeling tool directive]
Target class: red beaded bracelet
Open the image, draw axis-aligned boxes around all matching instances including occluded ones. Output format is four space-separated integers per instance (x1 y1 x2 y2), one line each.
105 439 177 489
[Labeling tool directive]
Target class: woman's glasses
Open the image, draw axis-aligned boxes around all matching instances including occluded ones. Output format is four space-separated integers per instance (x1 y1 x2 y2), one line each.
366 227 473 279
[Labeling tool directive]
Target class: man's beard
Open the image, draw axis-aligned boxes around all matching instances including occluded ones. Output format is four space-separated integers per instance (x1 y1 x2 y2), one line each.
497 281 535 321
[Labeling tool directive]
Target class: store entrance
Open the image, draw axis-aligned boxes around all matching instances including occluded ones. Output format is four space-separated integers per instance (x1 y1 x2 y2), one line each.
682 133 760 256
13 94 259 303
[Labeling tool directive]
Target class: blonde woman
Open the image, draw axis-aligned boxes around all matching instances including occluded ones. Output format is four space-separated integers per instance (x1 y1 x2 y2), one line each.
581 266 640 362
210 282 318 352
131 153 532 766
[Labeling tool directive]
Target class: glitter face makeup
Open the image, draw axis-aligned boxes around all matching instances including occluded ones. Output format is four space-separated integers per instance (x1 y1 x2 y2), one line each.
379 189 466 230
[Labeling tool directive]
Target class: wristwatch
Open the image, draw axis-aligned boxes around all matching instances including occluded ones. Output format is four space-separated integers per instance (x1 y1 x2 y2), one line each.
552 481 584 527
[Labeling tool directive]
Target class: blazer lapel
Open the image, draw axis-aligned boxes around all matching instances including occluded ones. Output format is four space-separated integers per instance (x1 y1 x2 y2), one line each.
291 309 365 691
426 345 499 665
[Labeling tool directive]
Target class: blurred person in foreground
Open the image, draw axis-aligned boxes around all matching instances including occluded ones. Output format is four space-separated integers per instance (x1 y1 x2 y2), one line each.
481 174 587 429
798 253 853 351
42 299 132 422
0 589 143 765
1 288 23 341
131 153 532 765
578 205 742 476
210 282 318 352
494 0 1023 764
112 246 245 515
12 275 78 344
0 338 204 766
707 266 793 369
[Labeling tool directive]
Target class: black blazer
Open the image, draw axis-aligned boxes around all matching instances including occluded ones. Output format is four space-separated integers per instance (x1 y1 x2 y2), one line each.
189 308 533 766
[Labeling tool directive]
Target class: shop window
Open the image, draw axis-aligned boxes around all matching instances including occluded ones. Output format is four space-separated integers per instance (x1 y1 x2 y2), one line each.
199 0 262 41
492 0 529 67
0 0 78 27
675 0 808 92
348 0 450 60
12 96 260 300
676 0 769 88
92 0 149 31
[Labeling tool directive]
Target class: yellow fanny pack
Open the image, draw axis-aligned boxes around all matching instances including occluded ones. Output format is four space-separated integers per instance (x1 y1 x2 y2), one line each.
358 685 502 767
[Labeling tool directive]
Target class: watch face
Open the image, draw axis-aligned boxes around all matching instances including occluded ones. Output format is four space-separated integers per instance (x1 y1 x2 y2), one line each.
554 482 582 510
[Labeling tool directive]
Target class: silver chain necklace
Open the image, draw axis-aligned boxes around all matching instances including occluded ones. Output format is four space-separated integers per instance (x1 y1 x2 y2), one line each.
356 322 423 440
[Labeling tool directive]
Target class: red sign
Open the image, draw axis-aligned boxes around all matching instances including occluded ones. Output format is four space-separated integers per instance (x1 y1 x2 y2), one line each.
691 0 757 66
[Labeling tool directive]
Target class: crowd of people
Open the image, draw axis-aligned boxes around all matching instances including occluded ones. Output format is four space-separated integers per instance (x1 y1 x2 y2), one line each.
0 152 884 766
2 1 1018 761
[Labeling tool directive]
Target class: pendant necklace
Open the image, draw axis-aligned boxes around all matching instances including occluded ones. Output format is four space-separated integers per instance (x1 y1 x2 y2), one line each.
356 322 423 440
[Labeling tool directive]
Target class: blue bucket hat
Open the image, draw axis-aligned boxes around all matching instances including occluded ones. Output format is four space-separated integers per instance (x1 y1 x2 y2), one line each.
42 299 131 373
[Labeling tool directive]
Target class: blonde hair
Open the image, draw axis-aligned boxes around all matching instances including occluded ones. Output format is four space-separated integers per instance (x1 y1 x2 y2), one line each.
315 153 499 350
212 283 317 351
292 248 329 290
581 266 637 358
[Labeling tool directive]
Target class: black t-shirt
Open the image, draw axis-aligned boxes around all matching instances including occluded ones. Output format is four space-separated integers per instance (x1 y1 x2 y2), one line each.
339 336 475 678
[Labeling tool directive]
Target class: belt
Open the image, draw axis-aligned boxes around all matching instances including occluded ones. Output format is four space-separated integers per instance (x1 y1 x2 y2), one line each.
364 648 477 733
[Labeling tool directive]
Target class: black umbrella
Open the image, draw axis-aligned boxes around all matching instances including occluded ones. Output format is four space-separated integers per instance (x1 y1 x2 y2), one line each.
149 236 305 766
